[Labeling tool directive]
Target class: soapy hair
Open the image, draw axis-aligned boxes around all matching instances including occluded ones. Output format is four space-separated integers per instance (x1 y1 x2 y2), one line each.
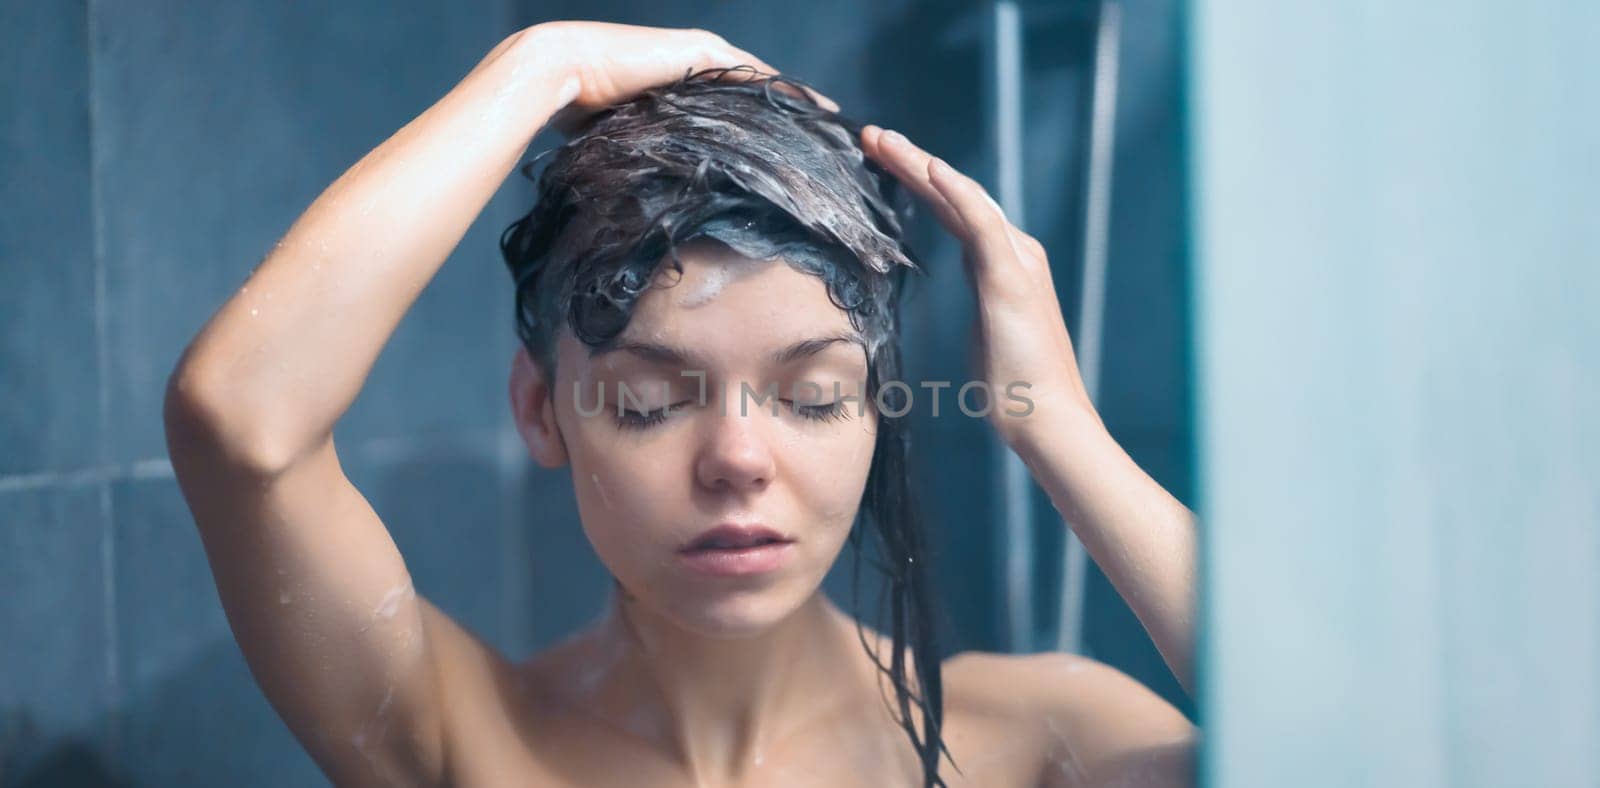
499 66 958 787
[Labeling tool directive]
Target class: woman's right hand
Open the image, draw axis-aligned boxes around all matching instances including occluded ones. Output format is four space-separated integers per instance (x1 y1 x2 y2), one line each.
528 21 839 135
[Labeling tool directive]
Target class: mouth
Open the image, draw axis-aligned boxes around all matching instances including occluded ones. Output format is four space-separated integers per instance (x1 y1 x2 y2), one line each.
678 524 796 577
680 523 793 552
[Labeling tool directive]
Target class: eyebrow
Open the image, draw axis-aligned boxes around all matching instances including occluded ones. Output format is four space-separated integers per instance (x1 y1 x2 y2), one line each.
589 331 866 368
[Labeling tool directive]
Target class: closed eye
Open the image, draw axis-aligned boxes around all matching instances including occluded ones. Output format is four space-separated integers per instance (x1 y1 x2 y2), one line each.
614 402 689 430
786 399 850 424
614 399 853 431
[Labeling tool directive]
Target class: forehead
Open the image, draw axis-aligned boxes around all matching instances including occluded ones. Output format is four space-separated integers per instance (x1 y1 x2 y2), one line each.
592 237 863 368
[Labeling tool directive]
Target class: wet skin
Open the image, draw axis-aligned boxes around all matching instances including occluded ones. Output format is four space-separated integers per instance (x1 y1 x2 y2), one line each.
163 23 1197 787
474 240 1195 787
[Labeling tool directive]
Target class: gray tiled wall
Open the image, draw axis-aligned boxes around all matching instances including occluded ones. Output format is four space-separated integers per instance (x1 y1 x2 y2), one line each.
1 2 586 783
2 0 1192 783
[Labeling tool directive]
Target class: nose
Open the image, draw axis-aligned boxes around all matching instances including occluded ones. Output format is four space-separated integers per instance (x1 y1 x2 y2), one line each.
694 401 777 493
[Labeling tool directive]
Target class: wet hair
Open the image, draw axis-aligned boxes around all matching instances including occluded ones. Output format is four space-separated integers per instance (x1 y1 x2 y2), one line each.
499 67 958 787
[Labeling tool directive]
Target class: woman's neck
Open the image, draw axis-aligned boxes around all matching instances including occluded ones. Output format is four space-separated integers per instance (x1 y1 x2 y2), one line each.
580 587 872 784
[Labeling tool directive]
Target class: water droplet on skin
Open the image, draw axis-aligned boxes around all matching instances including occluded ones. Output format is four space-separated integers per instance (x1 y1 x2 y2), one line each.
250 308 258 316
591 473 615 509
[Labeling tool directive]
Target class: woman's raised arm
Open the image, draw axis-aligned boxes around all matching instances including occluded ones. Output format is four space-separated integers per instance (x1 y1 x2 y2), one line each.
161 23 789 785
857 123 1199 695
860 121 1199 788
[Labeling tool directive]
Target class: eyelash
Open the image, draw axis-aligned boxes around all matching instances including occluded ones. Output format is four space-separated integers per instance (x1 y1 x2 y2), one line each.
614 403 684 430
793 399 850 424
613 400 850 431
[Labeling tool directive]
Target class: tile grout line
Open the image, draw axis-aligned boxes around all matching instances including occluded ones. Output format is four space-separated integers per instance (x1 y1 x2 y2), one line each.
0 460 170 493
496 424 522 656
84 0 121 763
0 429 517 493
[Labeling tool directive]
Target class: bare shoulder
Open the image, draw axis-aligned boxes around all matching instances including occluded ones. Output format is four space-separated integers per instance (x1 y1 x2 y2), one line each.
941 650 1197 788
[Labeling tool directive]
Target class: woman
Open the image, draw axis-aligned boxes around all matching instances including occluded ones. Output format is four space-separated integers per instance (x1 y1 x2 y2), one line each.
164 20 1198 788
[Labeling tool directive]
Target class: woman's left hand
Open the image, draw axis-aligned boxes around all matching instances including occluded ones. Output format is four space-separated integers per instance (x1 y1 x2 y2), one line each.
861 125 1095 453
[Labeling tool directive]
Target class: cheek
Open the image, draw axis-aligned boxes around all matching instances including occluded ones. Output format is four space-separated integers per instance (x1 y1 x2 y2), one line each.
564 425 681 568
559 387 667 507
789 419 878 527
575 466 677 584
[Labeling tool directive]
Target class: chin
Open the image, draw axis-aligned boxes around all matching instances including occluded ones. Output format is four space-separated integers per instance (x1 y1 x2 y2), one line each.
652 576 814 639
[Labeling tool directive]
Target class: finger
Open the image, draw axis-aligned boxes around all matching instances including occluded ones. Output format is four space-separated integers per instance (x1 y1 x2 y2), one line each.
687 31 778 81
925 156 1018 273
860 125 967 238
712 41 840 112
1004 224 1054 290
806 88 842 113
702 60 809 107
862 125 1023 242
727 45 774 72
1007 223 1046 260
771 79 841 113
721 49 779 77
865 127 967 234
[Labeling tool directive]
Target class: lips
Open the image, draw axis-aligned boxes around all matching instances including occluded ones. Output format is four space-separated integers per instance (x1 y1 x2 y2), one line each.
680 524 793 553
677 523 796 577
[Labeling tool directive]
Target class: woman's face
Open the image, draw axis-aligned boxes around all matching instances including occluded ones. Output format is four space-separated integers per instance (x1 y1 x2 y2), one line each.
546 238 879 638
